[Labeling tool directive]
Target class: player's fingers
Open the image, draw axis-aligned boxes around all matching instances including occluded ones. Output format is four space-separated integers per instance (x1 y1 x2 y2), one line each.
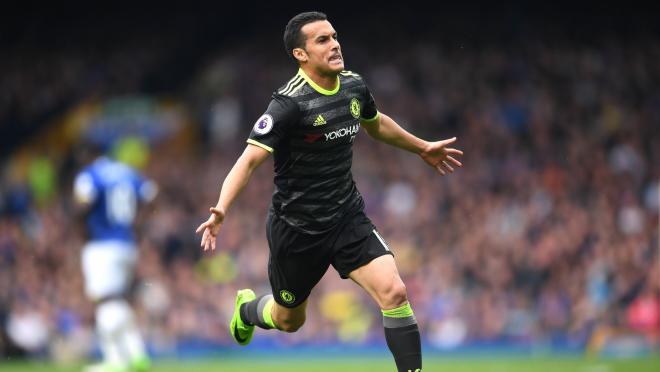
204 237 210 251
447 155 462 167
211 237 216 251
439 137 457 147
445 148 464 156
442 161 454 172
201 229 208 247
435 164 446 175
196 222 209 234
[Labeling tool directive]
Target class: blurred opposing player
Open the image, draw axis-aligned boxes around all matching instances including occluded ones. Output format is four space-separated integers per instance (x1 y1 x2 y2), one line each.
74 142 156 372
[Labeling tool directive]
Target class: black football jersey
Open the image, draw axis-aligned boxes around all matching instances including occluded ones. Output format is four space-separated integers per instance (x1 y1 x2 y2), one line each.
247 69 379 234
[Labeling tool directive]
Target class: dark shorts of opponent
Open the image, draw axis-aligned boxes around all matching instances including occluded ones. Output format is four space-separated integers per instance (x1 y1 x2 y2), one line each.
266 210 393 308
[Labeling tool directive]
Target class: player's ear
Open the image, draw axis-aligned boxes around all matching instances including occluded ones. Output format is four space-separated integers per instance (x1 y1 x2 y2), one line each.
293 48 307 63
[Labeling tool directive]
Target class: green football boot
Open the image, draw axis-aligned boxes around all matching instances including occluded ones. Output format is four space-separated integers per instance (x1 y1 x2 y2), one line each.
230 289 256 346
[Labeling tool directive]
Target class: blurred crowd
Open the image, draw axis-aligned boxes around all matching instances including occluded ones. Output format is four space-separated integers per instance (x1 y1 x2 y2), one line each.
0 12 658 363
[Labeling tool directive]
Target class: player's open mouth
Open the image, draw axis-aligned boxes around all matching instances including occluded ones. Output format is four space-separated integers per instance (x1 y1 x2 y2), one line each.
329 55 343 63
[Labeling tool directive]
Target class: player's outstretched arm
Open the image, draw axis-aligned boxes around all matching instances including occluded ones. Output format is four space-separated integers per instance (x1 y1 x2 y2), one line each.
196 144 270 251
362 113 463 175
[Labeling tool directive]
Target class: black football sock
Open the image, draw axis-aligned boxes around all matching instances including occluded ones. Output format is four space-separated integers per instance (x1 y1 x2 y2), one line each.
240 294 276 330
382 302 422 372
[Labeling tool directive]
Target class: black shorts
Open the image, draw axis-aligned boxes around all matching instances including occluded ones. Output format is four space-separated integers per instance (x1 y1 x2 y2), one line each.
266 210 393 308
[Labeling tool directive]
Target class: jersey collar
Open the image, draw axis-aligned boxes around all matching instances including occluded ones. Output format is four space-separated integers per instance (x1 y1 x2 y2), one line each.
298 68 340 96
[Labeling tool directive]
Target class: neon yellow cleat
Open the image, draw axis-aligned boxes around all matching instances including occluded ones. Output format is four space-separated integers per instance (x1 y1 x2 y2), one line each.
230 289 256 346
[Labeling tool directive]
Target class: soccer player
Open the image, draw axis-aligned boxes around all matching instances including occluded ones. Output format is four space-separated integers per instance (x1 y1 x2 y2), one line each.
196 11 463 372
74 142 156 372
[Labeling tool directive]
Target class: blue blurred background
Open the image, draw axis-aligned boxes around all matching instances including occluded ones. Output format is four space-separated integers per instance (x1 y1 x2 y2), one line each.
0 3 658 365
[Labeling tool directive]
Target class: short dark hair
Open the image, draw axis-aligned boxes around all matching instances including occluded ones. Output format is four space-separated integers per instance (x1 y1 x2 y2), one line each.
283 11 327 63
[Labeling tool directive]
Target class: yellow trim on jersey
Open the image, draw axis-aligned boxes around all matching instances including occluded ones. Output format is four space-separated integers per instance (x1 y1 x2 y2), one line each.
298 68 340 95
361 111 380 123
247 139 273 153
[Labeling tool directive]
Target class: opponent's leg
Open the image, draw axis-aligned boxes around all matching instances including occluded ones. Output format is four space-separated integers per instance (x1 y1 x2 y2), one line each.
117 301 150 372
95 298 149 371
94 299 126 370
350 254 422 372
83 244 149 371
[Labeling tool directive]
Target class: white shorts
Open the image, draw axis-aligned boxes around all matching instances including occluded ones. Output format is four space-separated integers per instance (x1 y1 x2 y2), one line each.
82 241 138 301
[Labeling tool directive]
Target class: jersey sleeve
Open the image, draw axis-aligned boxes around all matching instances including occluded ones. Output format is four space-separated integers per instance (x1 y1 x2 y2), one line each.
247 95 299 153
138 178 158 203
361 80 379 123
74 171 97 205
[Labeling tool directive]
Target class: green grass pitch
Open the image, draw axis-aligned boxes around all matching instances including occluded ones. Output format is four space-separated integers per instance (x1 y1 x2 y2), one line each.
1 357 659 372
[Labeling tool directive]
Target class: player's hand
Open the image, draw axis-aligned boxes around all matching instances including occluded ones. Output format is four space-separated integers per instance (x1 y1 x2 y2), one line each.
419 137 464 176
195 207 225 251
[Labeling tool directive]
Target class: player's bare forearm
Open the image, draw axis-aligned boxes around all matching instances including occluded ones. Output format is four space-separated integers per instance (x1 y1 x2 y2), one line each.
215 144 270 213
197 144 270 251
362 113 428 154
362 113 463 175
